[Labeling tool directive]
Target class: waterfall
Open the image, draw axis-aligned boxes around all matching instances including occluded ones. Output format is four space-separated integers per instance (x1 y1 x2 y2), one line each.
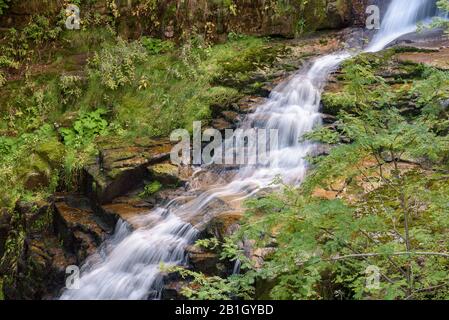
367 0 437 52
60 0 437 300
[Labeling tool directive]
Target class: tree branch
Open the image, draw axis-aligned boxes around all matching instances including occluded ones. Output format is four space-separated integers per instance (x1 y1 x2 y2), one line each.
328 251 449 261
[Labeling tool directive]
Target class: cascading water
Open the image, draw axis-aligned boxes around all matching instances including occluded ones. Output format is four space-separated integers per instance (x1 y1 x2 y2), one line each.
367 0 436 52
60 0 437 300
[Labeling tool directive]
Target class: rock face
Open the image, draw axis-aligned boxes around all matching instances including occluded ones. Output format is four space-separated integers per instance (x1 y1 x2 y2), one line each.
0 0 380 40
53 195 109 262
351 0 386 27
396 47 449 71
0 200 77 300
83 138 172 204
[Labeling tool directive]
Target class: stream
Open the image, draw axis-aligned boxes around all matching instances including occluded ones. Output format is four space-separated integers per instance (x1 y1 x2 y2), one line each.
60 0 439 300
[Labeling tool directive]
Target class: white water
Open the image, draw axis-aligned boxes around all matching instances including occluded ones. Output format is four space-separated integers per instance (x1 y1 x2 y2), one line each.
60 0 437 300
367 0 436 52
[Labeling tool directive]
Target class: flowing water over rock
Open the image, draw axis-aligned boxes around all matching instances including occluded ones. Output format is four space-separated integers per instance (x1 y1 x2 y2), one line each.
367 0 437 52
60 0 438 300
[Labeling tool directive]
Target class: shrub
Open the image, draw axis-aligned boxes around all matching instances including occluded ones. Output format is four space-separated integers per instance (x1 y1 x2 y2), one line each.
0 0 11 16
60 108 109 148
59 75 83 105
140 37 175 55
88 38 147 90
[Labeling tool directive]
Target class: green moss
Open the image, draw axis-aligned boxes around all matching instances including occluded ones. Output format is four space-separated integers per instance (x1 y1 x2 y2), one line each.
205 86 241 107
214 43 289 87
139 181 162 197
35 139 65 168
321 92 357 116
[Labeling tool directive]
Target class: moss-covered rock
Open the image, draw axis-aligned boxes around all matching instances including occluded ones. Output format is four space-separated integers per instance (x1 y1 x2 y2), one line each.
83 138 173 204
321 46 443 116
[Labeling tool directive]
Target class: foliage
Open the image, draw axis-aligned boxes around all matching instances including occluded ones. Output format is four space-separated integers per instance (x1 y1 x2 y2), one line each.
1 15 61 61
410 68 449 115
60 108 109 148
59 75 83 105
0 14 63 91
169 237 256 300
340 55 389 107
0 124 62 207
0 0 10 16
429 0 449 33
171 266 255 300
140 37 175 55
214 44 288 86
88 38 147 90
182 101 449 300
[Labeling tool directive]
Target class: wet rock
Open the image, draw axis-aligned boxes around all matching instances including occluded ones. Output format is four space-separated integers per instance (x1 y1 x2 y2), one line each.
235 96 266 114
221 110 241 124
188 194 236 231
205 211 243 241
100 199 153 230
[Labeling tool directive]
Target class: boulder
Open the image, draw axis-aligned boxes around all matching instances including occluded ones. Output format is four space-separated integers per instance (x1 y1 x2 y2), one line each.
19 140 64 192
15 200 51 231
235 96 266 114
83 138 173 204
221 111 241 124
